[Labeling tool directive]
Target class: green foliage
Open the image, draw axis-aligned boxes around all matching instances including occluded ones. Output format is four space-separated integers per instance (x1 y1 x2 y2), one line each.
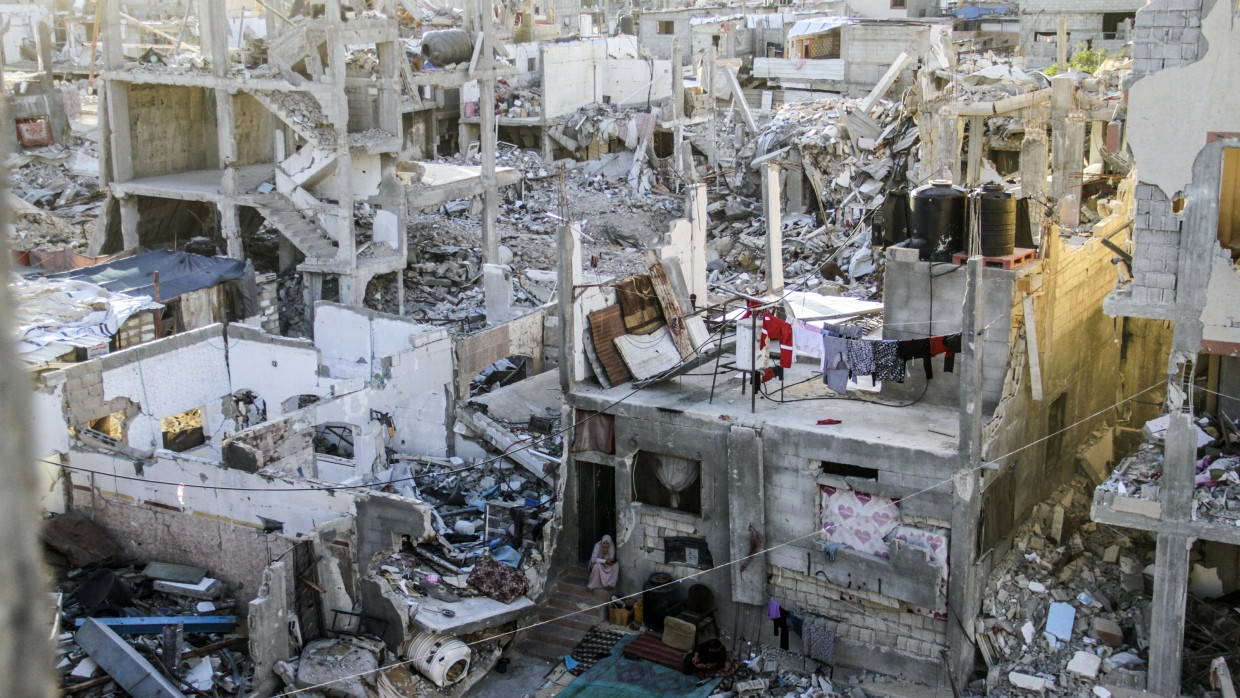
1043 42 1109 76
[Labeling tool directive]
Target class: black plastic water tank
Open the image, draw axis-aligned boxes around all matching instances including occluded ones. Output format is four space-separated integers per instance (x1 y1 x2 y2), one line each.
974 183 1017 257
909 180 967 262
421 29 474 66
642 572 682 632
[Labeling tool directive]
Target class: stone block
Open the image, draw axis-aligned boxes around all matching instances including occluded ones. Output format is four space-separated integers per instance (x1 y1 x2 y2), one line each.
1009 671 1049 692
1067 650 1102 678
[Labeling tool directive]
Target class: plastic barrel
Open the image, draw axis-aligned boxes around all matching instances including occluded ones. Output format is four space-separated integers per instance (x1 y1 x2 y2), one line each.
421 29 474 66
642 572 682 632
974 183 1016 257
909 179 967 262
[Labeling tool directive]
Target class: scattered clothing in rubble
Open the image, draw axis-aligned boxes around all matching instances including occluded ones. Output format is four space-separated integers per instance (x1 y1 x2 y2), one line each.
467 555 529 603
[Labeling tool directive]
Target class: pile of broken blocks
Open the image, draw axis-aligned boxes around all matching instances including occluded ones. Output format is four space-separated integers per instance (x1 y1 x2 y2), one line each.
43 514 251 697
971 479 1155 696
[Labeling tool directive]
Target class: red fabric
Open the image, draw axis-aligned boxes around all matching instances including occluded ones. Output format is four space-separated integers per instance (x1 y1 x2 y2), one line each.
928 335 949 356
762 314 794 368
817 419 842 425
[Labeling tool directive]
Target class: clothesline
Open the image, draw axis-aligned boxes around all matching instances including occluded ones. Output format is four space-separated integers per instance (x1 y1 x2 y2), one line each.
750 312 962 392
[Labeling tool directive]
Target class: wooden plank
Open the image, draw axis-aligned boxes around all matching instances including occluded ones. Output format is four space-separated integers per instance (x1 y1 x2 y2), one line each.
642 249 696 359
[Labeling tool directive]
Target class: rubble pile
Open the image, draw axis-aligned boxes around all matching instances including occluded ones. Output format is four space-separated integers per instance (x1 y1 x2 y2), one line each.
373 453 554 577
43 515 253 697
496 79 543 118
7 142 102 253
970 478 1156 696
1096 413 1240 525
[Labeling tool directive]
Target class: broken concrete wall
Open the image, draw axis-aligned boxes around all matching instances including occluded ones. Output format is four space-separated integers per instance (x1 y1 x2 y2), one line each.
1018 0 1141 67
68 485 306 609
232 92 276 167
454 307 548 398
67 446 356 535
842 22 931 97
882 248 1019 412
313 302 456 458
1106 0 1210 311
46 324 324 455
979 232 1169 591
541 39 673 119
224 409 316 476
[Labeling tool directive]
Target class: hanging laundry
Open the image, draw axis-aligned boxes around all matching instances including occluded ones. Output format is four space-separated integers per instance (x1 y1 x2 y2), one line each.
787 613 804 637
873 340 905 383
791 321 823 360
845 339 876 379
897 337 934 379
821 333 850 394
768 598 782 619
762 314 795 368
931 332 962 373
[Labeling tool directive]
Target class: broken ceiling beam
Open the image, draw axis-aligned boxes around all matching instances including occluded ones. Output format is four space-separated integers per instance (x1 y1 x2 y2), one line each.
955 88 1051 117
73 616 238 635
719 63 757 134
75 619 187 698
454 408 553 484
859 50 911 115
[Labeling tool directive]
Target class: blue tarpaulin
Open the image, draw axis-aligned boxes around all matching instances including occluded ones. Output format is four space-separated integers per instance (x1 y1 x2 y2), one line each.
46 249 249 301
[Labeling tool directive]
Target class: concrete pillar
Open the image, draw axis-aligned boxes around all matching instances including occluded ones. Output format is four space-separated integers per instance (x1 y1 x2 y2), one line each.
479 0 500 266
965 115 984 186
278 237 297 274
671 38 685 182
762 162 784 295
1054 112 1086 227
1148 531 1191 695
483 263 513 326
198 0 230 77
727 426 766 605
119 196 140 249
931 106 960 182
1089 120 1105 167
947 256 986 689
557 222 582 394
303 271 323 330
220 204 244 259
706 45 717 168
687 182 709 304
1056 16 1068 70
1021 125 1048 244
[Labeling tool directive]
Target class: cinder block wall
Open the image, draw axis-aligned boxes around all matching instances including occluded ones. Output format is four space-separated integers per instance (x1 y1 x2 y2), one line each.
1124 0 1204 305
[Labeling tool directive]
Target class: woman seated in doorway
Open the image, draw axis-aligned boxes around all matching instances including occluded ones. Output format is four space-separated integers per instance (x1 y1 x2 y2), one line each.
588 535 619 590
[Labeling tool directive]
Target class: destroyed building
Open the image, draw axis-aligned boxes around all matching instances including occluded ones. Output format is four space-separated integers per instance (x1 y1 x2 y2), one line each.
8 0 1240 695
1092 0 1240 694
551 34 1178 695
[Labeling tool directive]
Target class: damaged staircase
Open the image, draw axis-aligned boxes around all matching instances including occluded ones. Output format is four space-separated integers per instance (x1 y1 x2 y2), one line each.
253 193 339 263
520 565 600 660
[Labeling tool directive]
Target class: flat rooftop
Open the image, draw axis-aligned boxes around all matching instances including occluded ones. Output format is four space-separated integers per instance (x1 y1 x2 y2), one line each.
570 358 962 460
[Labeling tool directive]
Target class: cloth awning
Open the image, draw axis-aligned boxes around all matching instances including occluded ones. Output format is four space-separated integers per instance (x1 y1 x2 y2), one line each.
786 16 853 40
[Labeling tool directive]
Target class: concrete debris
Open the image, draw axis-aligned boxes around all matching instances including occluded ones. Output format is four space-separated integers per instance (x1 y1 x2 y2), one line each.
972 478 1156 697
54 557 252 696
294 638 380 698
